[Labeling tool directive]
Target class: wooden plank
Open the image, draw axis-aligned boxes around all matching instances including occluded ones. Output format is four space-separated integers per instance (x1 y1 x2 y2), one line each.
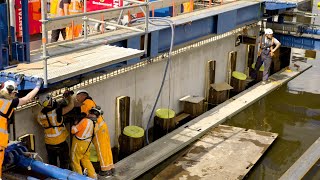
280 137 320 180
115 96 131 148
113 62 311 180
154 125 277 179
16 63 43 70
174 113 191 124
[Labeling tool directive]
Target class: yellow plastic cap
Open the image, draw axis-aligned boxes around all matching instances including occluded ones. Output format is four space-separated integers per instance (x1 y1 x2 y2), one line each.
123 126 145 138
232 71 247 80
155 108 175 119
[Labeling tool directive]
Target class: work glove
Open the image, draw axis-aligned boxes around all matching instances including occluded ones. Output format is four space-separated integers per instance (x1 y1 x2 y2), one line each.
35 78 44 89
15 74 24 86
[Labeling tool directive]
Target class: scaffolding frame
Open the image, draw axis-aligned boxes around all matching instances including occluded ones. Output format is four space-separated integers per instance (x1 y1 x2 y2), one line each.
40 0 150 86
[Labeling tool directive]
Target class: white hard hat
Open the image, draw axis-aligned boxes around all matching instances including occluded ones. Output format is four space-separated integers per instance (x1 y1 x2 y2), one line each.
3 80 18 94
76 89 89 95
265 28 273 35
89 106 103 117
39 93 52 107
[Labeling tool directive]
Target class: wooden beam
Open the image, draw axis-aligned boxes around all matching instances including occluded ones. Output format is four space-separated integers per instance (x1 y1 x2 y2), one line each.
115 96 131 148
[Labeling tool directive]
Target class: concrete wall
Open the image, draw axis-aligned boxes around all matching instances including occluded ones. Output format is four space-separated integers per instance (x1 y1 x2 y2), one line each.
12 28 257 162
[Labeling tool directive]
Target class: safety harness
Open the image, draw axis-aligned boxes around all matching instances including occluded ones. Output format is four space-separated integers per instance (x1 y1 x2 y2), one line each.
260 35 274 51
0 110 10 120
75 118 96 155
44 113 64 129
42 106 65 129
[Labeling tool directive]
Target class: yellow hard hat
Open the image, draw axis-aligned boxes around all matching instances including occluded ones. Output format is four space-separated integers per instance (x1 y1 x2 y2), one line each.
39 94 52 107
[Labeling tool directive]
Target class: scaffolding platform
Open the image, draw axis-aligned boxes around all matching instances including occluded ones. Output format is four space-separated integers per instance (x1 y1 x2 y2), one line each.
1 45 144 84
154 125 277 179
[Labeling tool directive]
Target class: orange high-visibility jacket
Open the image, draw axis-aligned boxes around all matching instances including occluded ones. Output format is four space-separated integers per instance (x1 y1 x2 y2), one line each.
72 118 95 142
0 99 14 147
37 109 69 145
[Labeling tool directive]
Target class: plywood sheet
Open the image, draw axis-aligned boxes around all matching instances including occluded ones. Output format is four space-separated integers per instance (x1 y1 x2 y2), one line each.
16 63 43 70
154 125 277 180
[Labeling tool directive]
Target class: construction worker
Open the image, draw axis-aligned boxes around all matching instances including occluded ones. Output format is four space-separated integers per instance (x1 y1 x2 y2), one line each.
51 0 71 42
0 77 43 178
37 91 75 169
75 90 114 177
71 107 100 179
66 0 83 39
251 28 281 84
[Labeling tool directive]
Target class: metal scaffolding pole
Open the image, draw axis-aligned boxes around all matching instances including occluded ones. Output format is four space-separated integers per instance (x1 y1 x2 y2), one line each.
83 0 88 41
144 0 149 55
40 0 48 86
38 0 151 85
87 18 145 32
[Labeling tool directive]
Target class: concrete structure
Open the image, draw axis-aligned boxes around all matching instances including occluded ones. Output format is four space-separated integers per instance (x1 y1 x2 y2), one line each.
12 26 258 161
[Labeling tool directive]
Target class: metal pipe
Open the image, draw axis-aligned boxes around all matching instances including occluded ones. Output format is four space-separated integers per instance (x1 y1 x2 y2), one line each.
6 0 12 62
87 18 145 32
31 31 145 61
117 9 124 25
144 0 149 55
83 0 88 41
40 0 48 87
9 0 16 41
17 156 93 180
124 0 146 4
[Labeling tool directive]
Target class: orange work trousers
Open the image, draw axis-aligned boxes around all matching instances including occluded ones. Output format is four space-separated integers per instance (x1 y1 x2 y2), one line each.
0 148 4 178
93 122 114 171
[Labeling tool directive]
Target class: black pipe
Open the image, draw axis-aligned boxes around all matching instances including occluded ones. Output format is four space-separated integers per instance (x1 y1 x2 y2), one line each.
6 0 12 62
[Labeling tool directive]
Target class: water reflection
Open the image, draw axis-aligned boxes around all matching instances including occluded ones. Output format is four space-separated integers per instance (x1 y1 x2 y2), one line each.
224 85 320 179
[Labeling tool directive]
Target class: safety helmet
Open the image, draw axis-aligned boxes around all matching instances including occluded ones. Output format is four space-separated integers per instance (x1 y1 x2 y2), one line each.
265 28 273 35
76 89 89 96
3 80 18 94
39 94 53 107
89 106 103 117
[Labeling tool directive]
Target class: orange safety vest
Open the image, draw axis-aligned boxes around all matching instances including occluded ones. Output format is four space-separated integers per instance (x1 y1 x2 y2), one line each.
72 118 95 142
0 99 14 148
37 109 68 145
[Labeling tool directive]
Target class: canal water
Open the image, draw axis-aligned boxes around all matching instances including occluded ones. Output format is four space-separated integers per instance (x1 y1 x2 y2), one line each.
224 53 320 179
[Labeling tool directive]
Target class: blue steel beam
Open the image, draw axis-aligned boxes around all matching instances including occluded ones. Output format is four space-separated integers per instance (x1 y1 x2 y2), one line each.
265 2 297 11
274 33 320 51
21 0 30 63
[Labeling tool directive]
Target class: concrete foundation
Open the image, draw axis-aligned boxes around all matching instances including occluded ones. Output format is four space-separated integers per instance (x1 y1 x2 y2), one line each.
12 27 258 162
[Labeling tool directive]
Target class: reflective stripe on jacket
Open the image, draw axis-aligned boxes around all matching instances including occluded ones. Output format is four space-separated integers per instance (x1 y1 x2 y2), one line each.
37 109 68 145
72 118 94 142
0 99 13 147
